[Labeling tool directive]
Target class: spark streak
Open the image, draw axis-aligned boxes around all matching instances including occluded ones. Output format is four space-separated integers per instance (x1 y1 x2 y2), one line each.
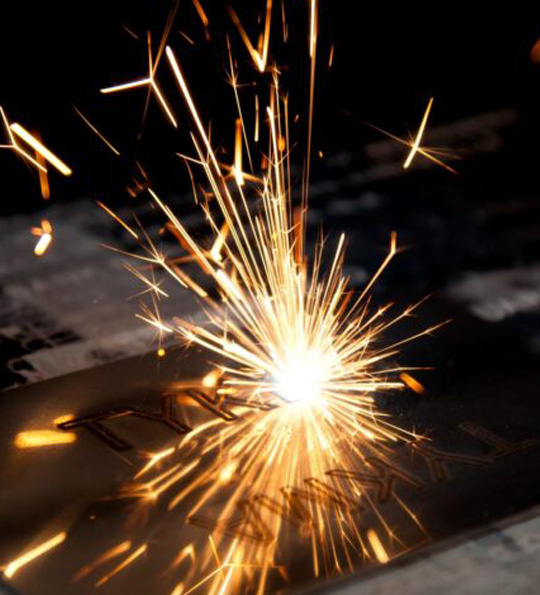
3 532 66 578
74 107 121 155
90 3 438 593
10 123 72 176
31 219 53 256
97 201 139 240
100 37 178 128
367 529 389 563
95 543 148 587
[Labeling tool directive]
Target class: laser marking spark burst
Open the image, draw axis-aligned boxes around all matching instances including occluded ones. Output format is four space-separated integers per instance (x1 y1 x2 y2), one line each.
103 24 441 593
1 2 442 593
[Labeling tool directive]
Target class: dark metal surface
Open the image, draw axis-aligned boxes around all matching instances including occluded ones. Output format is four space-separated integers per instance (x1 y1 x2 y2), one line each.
0 297 539 594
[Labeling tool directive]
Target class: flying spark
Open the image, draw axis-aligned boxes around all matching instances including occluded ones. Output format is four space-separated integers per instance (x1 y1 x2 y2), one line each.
10 123 72 176
101 23 441 593
31 219 53 256
3 532 67 578
101 33 178 128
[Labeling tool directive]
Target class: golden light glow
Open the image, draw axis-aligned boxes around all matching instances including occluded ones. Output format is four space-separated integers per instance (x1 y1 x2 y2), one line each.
4 532 66 578
14 430 76 449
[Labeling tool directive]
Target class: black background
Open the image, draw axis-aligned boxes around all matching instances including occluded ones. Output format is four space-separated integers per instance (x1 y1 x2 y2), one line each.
1 2 540 213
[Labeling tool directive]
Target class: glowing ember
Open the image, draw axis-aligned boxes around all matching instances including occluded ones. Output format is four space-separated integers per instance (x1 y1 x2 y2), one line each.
31 219 53 256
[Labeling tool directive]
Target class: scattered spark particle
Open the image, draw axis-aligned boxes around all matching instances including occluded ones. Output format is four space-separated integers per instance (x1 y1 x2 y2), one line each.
33 232 52 256
368 117 457 174
400 372 426 395
100 37 178 129
404 96 434 169
10 123 72 176
122 25 140 40
74 107 121 156
254 94 260 142
367 529 389 564
309 0 318 58
53 414 75 426
31 219 53 256
157 347 166 357
233 117 244 186
73 541 132 582
35 140 50 199
4 532 67 578
136 447 176 479
202 369 221 388
95 4 441 593
135 313 174 334
95 544 147 587
179 30 196 45
229 0 273 72
0 107 48 173
97 201 139 240
14 430 76 449
101 78 151 94
192 0 209 28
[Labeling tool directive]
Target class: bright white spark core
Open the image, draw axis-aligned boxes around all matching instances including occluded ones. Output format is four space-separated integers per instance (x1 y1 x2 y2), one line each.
273 348 334 404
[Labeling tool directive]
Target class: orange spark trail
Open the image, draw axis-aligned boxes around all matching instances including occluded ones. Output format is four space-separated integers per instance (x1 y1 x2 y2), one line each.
95 544 147 587
31 219 53 256
400 372 426 395
192 0 209 28
74 107 121 155
404 96 434 169
229 0 273 72
4 532 67 578
10 123 72 175
73 541 132 581
100 41 178 129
